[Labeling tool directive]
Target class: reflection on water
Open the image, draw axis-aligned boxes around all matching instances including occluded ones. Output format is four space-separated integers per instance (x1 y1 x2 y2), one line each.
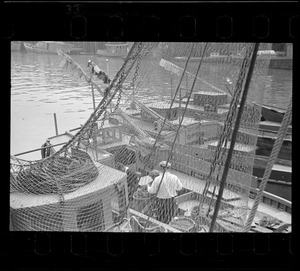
11 51 292 160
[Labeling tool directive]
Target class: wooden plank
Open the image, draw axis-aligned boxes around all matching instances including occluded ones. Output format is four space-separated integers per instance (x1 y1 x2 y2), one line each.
259 121 292 134
250 224 273 233
206 187 241 202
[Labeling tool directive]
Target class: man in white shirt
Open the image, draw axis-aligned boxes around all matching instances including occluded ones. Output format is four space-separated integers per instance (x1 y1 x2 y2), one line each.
147 161 183 224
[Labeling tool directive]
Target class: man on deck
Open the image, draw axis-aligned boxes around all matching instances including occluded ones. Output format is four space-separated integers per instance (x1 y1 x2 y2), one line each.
147 161 183 224
41 138 53 159
115 162 140 204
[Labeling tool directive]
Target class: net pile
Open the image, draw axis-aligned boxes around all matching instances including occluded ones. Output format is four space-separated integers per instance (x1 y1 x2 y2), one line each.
10 42 272 232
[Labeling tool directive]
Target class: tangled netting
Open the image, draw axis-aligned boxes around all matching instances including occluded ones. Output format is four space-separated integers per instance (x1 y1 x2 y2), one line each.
11 150 99 195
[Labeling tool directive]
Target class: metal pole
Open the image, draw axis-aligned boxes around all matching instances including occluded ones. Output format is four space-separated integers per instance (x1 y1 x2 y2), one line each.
209 43 260 232
91 84 96 112
186 73 188 93
170 74 173 99
14 142 68 157
106 59 110 77
54 113 58 136
179 87 182 123
106 59 112 111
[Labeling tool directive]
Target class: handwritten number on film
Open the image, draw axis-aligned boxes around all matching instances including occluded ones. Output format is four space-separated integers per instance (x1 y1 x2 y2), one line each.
66 4 81 15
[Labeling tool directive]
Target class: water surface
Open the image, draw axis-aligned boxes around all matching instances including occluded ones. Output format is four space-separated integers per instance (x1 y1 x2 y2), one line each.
11 51 292 160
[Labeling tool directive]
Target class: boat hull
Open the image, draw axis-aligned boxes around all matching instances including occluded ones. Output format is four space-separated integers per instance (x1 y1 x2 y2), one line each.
96 49 127 59
256 136 291 161
261 105 288 123
24 43 71 54
174 56 292 70
11 42 26 52
68 48 84 55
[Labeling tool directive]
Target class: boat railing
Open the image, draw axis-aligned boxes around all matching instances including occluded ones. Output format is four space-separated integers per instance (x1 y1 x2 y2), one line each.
249 187 291 214
12 142 66 157
259 128 292 139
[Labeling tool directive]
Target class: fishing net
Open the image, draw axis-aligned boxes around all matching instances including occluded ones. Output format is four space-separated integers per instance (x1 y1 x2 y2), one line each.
10 42 272 232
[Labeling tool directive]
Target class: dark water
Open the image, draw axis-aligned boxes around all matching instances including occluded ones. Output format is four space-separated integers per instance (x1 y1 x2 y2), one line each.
11 51 292 160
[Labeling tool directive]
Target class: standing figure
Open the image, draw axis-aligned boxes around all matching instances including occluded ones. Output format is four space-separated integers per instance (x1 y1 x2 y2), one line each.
147 161 183 224
115 162 139 204
41 138 52 159
154 119 162 131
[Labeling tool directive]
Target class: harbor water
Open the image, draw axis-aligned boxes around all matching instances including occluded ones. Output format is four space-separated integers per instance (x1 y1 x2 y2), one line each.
11 51 292 160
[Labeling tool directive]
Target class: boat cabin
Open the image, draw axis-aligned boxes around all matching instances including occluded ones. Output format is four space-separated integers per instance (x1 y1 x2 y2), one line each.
193 91 228 107
141 102 179 122
164 119 221 146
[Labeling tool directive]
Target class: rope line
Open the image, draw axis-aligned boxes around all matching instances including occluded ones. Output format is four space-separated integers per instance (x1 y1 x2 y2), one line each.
243 95 292 231
209 43 260 232
143 43 208 226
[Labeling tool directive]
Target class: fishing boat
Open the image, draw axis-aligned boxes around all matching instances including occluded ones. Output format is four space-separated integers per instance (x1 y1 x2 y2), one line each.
123 101 292 198
10 42 292 233
260 104 290 123
10 117 291 232
23 41 83 55
174 49 292 70
96 42 129 58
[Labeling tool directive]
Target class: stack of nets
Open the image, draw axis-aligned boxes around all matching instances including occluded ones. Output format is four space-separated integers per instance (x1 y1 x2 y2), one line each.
11 151 99 195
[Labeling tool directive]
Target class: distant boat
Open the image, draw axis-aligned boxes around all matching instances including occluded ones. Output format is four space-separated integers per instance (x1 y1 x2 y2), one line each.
96 43 129 58
260 104 291 123
174 54 229 63
11 41 26 52
24 41 82 55
210 52 219 57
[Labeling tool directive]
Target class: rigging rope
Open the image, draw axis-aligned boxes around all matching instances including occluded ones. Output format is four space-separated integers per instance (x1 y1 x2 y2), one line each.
143 43 208 226
243 95 292 231
209 43 260 232
55 43 150 153
202 44 257 196
122 43 197 221
139 43 197 173
195 43 258 220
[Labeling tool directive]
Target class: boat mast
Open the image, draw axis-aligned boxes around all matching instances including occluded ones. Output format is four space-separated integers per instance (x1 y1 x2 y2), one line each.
209 43 260 232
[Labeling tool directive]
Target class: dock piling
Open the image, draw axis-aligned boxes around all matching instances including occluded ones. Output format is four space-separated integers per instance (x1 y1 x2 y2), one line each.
54 113 58 136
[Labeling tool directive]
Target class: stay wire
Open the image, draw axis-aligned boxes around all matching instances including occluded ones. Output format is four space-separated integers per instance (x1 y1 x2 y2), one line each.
144 43 209 226
209 43 260 232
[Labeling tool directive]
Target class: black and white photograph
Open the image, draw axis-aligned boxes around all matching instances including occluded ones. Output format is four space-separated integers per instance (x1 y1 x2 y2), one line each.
10 41 292 233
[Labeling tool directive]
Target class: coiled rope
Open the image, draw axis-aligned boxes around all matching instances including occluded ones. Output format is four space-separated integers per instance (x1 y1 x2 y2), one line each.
243 96 292 231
